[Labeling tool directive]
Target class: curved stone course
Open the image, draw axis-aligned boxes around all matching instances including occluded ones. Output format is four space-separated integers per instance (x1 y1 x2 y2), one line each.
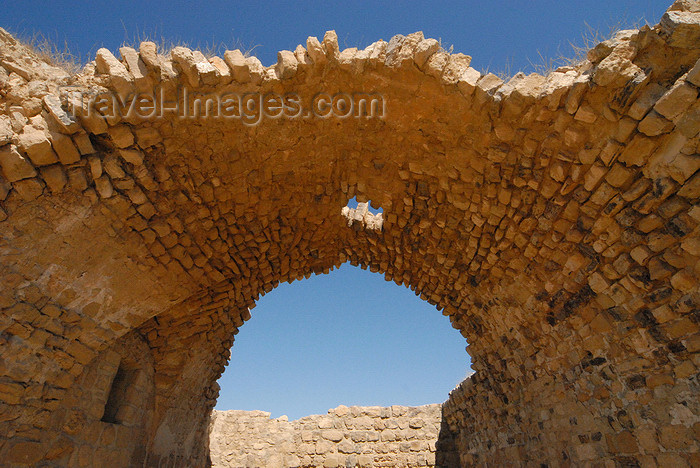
0 1 698 466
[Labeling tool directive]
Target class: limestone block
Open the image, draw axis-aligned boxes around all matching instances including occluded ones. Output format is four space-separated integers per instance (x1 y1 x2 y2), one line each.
476 73 504 98
171 47 219 87
306 37 326 66
424 51 449 78
687 57 700 86
138 42 160 72
294 44 310 68
43 95 80 134
95 48 135 96
442 53 472 85
365 40 387 65
119 46 152 90
209 56 232 84
385 32 423 69
244 56 266 84
540 71 576 110
457 67 481 97
660 10 700 48
108 125 135 148
322 31 339 61
593 42 642 87
638 111 674 136
338 47 359 73
413 38 439 70
48 132 80 165
223 49 247 82
16 125 58 166
39 165 67 192
653 81 698 120
276 50 298 79
0 115 12 146
13 177 44 200
0 144 37 181
119 148 145 165
192 51 220 86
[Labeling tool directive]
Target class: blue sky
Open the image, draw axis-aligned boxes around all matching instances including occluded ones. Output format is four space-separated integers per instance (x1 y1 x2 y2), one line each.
5 1 671 72
217 263 469 419
3 1 673 420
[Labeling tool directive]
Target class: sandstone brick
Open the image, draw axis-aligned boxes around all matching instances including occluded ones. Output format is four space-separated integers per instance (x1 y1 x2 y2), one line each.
0 144 37 181
43 95 80 134
413 39 439 69
654 81 698 120
95 47 135 96
276 50 298 79
108 125 135 148
442 53 472 85
50 132 81 165
638 111 674 136
660 10 700 48
39 165 67 192
17 125 58 166
13 177 44 200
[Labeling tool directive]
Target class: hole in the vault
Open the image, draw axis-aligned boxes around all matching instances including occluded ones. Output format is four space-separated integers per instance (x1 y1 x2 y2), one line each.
345 196 383 214
342 197 384 230
101 361 137 425
215 262 473 421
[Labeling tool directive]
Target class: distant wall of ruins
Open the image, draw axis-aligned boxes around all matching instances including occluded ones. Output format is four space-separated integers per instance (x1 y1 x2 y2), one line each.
209 405 454 468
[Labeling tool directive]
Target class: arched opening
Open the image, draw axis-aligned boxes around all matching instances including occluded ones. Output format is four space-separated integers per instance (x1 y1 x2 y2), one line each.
210 262 472 467
215 262 471 416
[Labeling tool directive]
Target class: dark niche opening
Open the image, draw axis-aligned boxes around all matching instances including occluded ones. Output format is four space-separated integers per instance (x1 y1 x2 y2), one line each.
101 361 138 425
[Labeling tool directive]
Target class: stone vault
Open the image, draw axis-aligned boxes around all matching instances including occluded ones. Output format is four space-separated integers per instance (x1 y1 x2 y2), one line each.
0 1 699 467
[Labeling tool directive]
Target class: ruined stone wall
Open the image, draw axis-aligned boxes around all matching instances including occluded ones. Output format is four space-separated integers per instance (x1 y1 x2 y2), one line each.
208 405 452 468
0 1 698 467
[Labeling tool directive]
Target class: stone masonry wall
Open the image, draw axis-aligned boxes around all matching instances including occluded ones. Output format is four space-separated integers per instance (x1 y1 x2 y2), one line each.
0 1 699 466
209 405 451 468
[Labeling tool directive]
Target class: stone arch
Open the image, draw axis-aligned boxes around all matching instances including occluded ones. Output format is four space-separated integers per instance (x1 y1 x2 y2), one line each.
0 2 699 466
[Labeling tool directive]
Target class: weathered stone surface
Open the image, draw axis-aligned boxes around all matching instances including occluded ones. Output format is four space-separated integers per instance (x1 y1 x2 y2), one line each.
16 124 58 166
654 80 698 120
119 46 152 90
323 30 340 61
0 144 37 181
42 95 80 134
306 36 327 66
276 50 298 79
0 5 698 468
209 405 442 468
442 53 472 85
208 56 232 84
660 10 700 48
171 46 220 87
95 47 134 95
49 132 81 165
39 164 67 192
413 38 440 69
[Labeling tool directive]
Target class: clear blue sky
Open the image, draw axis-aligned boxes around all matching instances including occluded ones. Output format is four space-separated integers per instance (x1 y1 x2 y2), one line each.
3 1 672 420
4 1 670 72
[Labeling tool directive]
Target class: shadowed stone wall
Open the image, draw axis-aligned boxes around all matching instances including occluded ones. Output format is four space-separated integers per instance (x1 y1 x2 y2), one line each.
0 1 699 466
